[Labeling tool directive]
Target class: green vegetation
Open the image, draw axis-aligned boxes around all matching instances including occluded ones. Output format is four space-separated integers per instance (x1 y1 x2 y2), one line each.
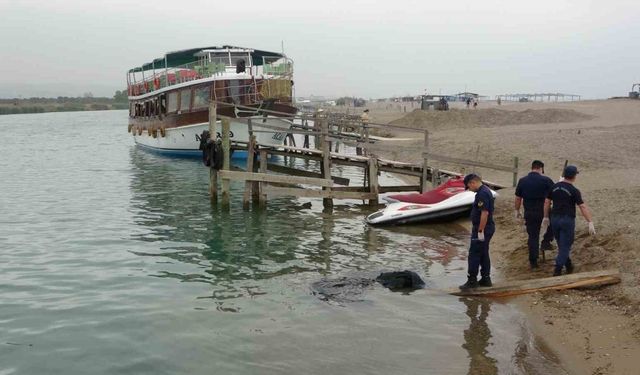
0 90 130 115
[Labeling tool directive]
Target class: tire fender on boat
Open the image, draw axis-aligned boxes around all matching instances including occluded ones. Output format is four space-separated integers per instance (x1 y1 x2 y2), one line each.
213 141 224 170
160 126 166 137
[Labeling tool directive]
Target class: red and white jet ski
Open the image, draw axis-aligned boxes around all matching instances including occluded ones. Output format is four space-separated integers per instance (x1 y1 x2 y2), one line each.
365 176 496 225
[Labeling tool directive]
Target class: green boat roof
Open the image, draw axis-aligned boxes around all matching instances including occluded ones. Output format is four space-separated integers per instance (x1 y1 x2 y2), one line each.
128 45 285 73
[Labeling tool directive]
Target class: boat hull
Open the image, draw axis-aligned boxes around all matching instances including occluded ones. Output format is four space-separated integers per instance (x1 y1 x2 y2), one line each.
366 203 472 226
132 116 291 158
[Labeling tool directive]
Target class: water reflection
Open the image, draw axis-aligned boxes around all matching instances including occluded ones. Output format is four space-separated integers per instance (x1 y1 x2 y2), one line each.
127 147 471 301
460 297 498 375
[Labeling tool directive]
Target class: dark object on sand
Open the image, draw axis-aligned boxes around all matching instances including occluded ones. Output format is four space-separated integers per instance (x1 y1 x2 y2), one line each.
376 270 425 291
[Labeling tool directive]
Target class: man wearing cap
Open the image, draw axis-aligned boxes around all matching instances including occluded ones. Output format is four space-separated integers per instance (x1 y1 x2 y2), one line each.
514 160 555 270
460 174 496 289
542 165 596 276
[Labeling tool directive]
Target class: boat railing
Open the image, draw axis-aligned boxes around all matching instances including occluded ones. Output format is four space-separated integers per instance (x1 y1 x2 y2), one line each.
128 57 294 97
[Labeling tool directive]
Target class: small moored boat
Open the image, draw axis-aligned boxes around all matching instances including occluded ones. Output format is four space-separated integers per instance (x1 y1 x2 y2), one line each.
365 176 496 225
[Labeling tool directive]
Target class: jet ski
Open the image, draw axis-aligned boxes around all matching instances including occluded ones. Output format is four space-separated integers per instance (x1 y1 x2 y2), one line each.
365 176 497 226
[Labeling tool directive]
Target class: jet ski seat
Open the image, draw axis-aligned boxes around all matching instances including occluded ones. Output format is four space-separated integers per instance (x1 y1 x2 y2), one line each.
387 176 466 204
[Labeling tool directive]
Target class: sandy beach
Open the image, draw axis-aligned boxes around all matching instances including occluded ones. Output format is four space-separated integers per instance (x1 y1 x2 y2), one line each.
362 98 640 374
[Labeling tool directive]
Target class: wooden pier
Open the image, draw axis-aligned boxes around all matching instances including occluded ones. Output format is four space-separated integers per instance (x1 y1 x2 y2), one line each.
205 101 519 209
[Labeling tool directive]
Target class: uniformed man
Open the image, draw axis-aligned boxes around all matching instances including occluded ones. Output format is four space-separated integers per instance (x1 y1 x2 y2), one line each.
460 174 495 289
514 160 555 269
542 165 596 276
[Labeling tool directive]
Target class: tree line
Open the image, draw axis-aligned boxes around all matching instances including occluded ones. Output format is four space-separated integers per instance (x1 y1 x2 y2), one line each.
0 90 130 115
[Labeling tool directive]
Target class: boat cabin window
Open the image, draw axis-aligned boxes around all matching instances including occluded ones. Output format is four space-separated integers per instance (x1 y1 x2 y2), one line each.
193 86 210 110
167 92 178 113
180 89 191 112
210 55 229 68
230 53 249 70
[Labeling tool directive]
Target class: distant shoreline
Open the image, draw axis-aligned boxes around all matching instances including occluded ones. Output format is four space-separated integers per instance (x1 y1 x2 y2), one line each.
0 96 128 115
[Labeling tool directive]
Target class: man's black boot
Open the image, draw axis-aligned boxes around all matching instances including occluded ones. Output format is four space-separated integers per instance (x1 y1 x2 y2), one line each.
530 261 539 270
459 276 478 290
540 242 554 251
565 261 574 274
478 277 493 287
552 267 562 277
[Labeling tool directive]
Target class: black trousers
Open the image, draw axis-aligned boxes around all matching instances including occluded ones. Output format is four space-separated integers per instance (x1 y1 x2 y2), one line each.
468 226 495 279
525 211 554 264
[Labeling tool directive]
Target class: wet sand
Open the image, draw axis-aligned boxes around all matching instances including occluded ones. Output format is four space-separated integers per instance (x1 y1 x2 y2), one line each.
360 99 640 375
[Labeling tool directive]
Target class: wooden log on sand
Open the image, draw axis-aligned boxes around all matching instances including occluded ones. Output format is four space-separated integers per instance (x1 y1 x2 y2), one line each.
450 269 620 298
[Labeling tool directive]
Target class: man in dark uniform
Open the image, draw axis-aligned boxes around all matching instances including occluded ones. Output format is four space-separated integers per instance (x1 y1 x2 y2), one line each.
542 165 596 276
514 160 555 269
460 174 495 290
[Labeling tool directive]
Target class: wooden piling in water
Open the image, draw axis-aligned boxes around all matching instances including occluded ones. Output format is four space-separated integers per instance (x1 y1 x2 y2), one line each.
320 118 333 209
368 156 379 206
258 150 268 207
221 118 231 207
208 102 218 204
243 134 256 210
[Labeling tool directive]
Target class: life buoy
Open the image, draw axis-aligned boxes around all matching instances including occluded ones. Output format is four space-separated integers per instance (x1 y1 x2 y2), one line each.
160 126 166 137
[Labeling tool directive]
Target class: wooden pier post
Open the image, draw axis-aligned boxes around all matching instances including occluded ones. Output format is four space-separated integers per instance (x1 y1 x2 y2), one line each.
243 134 256 210
259 150 268 207
221 117 231 207
320 118 333 210
512 156 519 187
421 130 429 193
368 156 379 206
208 102 218 204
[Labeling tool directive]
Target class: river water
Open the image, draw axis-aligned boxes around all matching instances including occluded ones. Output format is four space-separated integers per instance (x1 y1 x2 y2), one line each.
0 110 566 374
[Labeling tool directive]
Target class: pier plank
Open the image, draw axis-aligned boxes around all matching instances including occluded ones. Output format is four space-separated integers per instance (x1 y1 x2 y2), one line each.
264 186 378 200
450 269 620 297
266 163 350 186
218 170 333 187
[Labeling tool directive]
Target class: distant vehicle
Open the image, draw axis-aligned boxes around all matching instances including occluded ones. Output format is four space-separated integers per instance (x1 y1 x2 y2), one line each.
630 83 639 99
421 95 449 110
518 97 529 102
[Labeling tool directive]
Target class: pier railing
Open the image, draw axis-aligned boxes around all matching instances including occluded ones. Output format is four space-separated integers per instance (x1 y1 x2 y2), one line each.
204 101 517 210
128 58 293 97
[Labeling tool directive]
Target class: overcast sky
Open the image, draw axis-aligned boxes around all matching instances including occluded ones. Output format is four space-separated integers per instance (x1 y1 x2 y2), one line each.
1 0 639 99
